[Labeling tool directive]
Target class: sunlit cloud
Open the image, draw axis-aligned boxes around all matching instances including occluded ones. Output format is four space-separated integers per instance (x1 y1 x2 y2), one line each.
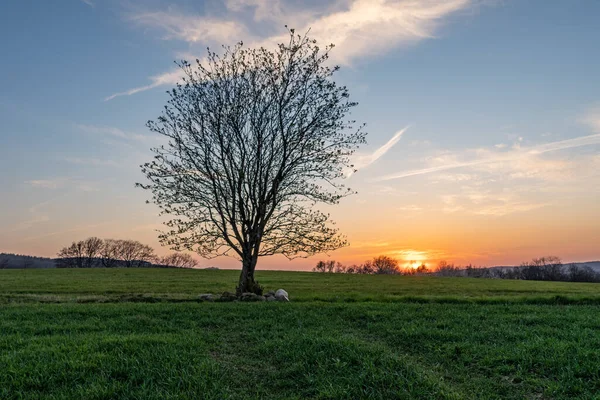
349 240 391 249
377 133 600 181
291 0 471 65
107 0 475 100
397 205 423 211
440 191 549 217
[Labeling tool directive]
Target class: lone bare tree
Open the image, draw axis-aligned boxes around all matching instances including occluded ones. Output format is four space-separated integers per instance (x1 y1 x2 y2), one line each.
139 30 366 294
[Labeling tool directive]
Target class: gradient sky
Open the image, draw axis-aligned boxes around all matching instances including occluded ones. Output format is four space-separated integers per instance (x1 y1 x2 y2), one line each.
1 0 599 270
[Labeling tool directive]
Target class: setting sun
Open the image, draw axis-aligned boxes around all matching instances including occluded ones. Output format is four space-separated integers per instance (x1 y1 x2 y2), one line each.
405 260 428 270
386 250 430 269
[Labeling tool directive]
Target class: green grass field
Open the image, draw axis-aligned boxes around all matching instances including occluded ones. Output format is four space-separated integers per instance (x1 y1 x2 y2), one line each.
1 268 600 399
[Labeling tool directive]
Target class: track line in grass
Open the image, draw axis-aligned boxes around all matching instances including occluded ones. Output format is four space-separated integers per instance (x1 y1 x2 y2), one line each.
3 292 600 305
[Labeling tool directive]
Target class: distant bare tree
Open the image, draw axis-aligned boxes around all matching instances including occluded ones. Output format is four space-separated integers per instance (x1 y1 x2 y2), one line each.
139 29 366 294
568 264 600 283
58 238 157 268
83 237 103 268
57 241 86 268
414 264 429 274
372 255 399 275
356 260 375 274
118 240 156 267
345 264 358 274
519 256 564 281
57 237 103 268
334 261 346 273
100 239 121 268
434 261 464 277
313 261 326 273
313 260 337 273
160 253 198 268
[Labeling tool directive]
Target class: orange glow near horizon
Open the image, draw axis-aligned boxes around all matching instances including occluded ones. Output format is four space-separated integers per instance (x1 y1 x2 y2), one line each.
388 249 430 269
3 181 600 271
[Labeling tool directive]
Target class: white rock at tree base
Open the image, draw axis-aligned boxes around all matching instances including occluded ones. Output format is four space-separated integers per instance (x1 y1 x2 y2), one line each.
275 289 289 302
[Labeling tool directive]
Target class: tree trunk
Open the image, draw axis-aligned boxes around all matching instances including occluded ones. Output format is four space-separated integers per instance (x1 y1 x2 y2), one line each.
237 255 259 296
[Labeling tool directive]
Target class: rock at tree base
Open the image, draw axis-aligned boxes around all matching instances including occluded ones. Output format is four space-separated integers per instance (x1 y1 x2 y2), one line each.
199 294 215 302
275 289 289 302
241 292 266 302
219 291 237 302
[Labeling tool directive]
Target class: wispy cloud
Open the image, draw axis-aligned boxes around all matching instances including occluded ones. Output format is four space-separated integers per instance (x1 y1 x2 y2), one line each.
131 11 248 44
75 123 155 142
377 133 600 181
63 157 120 167
107 0 475 100
25 179 66 190
81 0 94 8
225 0 286 22
3 215 51 234
25 178 100 192
22 221 115 242
130 223 164 233
0 196 70 235
579 105 600 132
104 69 186 100
347 126 408 177
441 191 549 217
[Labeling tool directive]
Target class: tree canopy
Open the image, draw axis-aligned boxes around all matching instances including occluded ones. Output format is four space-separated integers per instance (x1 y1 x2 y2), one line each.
139 29 366 294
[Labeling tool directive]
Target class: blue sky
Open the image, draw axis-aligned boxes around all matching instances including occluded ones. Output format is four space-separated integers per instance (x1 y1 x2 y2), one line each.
1 0 599 268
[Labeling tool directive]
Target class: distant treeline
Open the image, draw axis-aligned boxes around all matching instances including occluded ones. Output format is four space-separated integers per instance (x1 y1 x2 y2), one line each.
56 237 197 269
0 253 56 269
313 256 600 283
0 238 198 269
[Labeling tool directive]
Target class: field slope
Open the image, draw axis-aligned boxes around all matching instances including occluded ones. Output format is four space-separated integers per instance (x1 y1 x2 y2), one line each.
1 268 599 399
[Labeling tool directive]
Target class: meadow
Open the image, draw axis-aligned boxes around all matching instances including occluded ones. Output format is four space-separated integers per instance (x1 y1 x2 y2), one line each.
1 268 600 399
